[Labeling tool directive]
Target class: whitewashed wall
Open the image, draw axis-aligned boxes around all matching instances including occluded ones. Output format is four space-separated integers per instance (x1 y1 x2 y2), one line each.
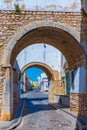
0 0 81 12
16 44 61 71
70 66 86 94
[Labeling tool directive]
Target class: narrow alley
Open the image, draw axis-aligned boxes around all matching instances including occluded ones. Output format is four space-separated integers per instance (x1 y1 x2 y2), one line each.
14 91 77 130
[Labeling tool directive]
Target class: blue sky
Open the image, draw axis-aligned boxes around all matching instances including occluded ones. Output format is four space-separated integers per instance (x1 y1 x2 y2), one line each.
25 67 43 81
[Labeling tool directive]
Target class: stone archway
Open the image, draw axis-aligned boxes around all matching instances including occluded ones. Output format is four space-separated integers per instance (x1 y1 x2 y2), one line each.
21 62 55 81
2 20 86 69
21 62 60 103
1 20 87 120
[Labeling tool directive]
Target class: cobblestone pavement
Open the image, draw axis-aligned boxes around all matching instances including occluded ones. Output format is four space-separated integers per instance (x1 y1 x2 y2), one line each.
14 91 77 130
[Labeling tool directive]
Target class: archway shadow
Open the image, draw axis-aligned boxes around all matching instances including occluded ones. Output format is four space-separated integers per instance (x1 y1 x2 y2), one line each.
20 91 70 117
21 96 53 117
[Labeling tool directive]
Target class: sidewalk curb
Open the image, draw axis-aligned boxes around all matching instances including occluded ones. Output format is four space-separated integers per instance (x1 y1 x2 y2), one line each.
48 103 87 130
58 109 87 130
1 101 25 130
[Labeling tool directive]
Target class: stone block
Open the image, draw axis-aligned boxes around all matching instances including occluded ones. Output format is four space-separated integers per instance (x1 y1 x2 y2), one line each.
3 78 10 92
14 28 27 41
1 36 7 40
6 38 17 50
71 99 76 105
70 93 87 116
2 93 10 105
1 112 11 121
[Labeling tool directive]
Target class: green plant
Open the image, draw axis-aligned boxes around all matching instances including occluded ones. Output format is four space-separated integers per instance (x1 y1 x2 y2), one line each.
14 4 21 13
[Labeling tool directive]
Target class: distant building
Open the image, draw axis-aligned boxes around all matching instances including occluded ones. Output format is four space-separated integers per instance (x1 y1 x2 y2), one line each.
39 72 49 91
42 78 49 92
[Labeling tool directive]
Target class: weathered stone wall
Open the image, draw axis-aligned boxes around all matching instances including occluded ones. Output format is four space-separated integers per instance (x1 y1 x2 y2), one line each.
1 67 12 121
13 70 20 104
49 80 65 103
0 11 85 59
23 74 28 92
70 93 87 116
0 66 6 117
49 70 65 103
0 10 87 118
53 81 65 95
0 11 87 64
0 11 87 65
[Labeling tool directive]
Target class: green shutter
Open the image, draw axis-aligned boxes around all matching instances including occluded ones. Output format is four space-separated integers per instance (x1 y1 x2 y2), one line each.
65 72 70 95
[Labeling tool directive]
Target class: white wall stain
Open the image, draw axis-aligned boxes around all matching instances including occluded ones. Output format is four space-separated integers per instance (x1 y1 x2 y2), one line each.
0 0 81 12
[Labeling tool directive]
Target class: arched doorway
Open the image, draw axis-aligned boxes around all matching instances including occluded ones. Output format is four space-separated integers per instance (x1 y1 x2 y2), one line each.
21 62 55 81
20 62 59 103
2 20 86 69
1 20 86 120
20 62 56 97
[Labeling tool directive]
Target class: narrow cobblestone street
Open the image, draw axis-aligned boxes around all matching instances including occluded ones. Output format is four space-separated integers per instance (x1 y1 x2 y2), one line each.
14 91 77 130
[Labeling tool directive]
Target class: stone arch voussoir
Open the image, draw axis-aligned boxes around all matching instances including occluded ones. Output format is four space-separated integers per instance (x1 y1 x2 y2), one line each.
2 20 86 69
21 62 55 81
